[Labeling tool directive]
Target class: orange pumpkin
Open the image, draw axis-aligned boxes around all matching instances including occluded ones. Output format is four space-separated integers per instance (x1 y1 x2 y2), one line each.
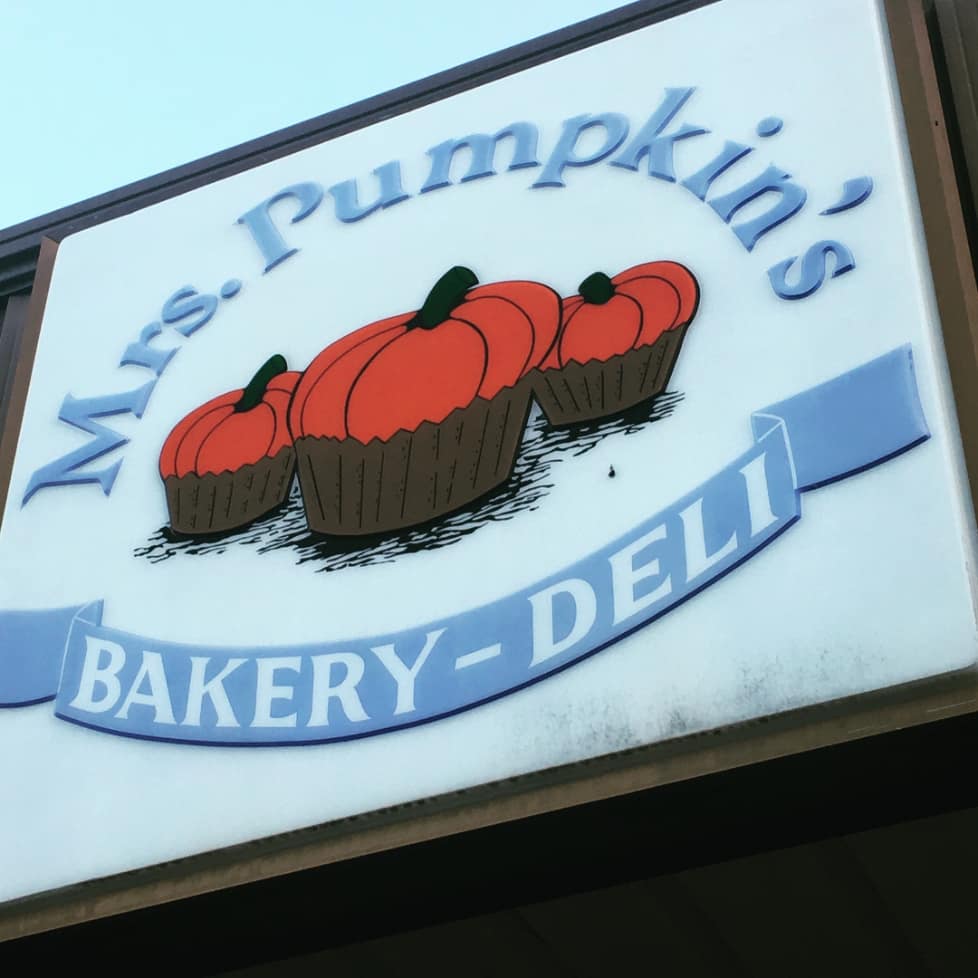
160 355 300 478
544 261 699 369
289 266 560 443
532 261 700 427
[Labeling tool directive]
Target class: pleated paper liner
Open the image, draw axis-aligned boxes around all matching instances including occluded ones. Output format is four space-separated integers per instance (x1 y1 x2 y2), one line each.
164 446 295 535
296 380 533 536
530 324 688 427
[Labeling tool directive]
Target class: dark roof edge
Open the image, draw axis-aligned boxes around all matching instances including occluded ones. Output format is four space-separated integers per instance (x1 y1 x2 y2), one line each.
0 0 710 280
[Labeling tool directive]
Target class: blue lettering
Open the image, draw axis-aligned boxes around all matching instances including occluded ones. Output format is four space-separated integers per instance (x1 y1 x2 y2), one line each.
119 322 177 377
236 182 324 273
709 165 808 251
610 88 708 182
23 382 156 504
681 140 753 200
767 240 856 300
532 112 630 189
421 122 539 193
328 161 410 223
161 286 219 337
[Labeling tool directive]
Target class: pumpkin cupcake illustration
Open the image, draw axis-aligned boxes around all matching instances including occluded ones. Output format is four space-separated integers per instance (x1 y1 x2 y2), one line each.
532 261 699 426
289 265 560 535
160 355 300 535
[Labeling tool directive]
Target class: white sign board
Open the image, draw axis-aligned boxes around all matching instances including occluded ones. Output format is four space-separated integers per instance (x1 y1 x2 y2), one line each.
1 0 976 903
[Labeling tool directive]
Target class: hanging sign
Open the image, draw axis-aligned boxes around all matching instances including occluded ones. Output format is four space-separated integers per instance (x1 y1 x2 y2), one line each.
0 0 975 903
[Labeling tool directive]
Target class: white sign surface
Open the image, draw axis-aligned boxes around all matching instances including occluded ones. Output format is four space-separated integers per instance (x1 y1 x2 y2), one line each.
1 0 976 903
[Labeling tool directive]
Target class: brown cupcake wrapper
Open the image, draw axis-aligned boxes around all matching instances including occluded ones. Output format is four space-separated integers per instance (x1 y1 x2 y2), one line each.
530 324 688 427
165 446 296 535
296 380 533 536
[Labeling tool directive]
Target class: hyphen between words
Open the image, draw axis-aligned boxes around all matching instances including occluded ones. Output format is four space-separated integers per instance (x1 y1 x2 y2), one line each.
25 87 870 504
63 450 782 740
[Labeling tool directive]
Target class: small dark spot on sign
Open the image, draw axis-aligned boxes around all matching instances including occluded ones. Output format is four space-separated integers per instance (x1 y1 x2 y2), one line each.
608 465 616 478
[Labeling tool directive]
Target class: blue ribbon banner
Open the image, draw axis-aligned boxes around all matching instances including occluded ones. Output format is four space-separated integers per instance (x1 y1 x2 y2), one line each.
0 346 929 746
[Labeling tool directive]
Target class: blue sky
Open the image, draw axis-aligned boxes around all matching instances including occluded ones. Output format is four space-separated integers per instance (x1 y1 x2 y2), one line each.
1 0 625 231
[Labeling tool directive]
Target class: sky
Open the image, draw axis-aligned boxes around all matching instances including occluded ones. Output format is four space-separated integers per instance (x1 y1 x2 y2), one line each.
1 0 627 232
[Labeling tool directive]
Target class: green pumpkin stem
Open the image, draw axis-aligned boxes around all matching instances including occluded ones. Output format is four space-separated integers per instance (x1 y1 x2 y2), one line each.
236 354 288 412
579 272 616 305
413 266 478 329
